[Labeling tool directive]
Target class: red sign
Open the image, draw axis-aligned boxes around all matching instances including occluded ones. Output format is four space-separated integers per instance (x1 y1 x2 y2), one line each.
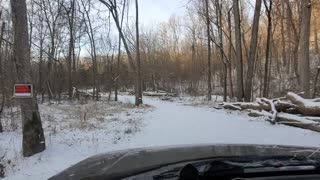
14 84 33 98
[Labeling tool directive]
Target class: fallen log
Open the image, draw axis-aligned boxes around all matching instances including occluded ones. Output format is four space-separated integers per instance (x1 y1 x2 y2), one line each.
277 113 320 132
238 101 297 112
286 92 320 116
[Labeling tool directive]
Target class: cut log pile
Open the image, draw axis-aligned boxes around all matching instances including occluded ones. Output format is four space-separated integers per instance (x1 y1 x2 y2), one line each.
221 92 320 133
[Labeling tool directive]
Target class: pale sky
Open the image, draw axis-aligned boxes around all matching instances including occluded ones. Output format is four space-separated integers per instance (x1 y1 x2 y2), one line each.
129 0 186 25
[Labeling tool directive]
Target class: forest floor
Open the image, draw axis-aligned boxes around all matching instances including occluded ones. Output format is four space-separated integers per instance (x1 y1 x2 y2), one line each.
1 94 320 180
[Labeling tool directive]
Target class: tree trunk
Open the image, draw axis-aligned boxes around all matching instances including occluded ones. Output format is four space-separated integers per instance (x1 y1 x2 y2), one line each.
263 0 272 98
285 1 292 74
0 19 5 133
215 0 227 102
313 67 320 98
314 8 319 55
233 0 244 101
244 0 262 102
227 9 234 98
135 0 143 106
11 0 46 157
115 35 121 102
39 37 44 103
205 0 212 100
280 1 287 67
67 0 76 99
114 0 126 102
298 0 312 98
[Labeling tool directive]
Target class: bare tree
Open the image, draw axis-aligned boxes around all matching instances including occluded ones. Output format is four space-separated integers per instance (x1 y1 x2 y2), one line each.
262 0 272 98
40 0 63 100
135 0 143 105
99 0 143 106
298 0 312 98
285 0 300 86
115 0 126 101
35 4 46 103
219 0 227 101
233 0 244 101
244 0 262 101
227 8 234 98
205 0 212 100
80 0 99 100
11 0 46 156
0 11 5 133
62 0 76 99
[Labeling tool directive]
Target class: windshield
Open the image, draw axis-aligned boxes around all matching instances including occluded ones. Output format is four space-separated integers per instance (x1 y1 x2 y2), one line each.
0 0 320 179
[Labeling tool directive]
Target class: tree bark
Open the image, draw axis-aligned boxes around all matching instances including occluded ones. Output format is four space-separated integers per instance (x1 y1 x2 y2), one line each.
244 0 262 102
297 0 312 98
313 67 320 98
263 0 272 98
39 26 44 103
233 0 244 101
11 0 46 157
205 0 212 100
227 9 234 98
280 1 287 67
0 18 5 133
115 34 121 102
215 0 227 102
135 0 143 106
314 8 319 55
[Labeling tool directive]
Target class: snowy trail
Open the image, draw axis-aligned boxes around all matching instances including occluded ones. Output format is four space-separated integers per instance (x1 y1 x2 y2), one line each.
120 96 320 148
3 96 320 180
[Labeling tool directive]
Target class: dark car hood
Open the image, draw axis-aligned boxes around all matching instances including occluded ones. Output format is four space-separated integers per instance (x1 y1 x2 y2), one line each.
49 144 320 180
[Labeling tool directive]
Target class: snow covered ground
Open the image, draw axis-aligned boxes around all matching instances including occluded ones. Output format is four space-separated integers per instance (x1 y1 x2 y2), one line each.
1 95 320 179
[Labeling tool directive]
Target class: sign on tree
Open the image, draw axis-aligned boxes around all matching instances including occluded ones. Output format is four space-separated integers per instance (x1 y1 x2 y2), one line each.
14 84 33 98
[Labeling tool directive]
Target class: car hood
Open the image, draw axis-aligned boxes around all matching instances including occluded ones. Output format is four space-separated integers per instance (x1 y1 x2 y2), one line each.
49 144 319 180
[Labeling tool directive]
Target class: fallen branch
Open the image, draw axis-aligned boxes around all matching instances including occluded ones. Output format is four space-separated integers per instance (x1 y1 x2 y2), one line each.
261 98 278 123
236 100 297 112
